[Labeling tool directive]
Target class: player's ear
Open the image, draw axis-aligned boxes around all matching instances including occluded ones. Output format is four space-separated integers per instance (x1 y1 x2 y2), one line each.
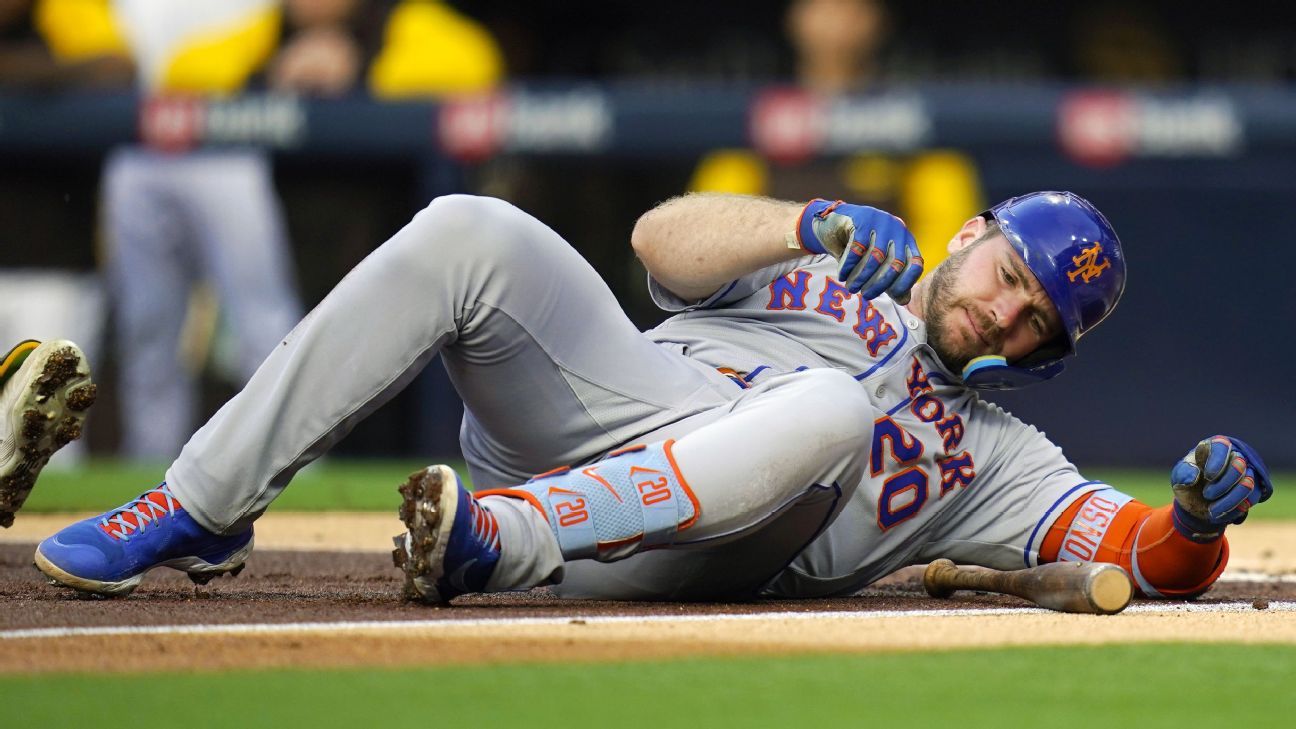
947 216 988 254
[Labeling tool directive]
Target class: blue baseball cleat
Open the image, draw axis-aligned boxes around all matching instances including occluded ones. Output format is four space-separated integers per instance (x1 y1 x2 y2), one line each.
392 465 501 604
35 483 254 597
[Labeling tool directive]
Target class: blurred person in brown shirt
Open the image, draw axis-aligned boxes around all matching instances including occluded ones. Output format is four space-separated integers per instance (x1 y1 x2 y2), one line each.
0 0 131 88
265 0 502 98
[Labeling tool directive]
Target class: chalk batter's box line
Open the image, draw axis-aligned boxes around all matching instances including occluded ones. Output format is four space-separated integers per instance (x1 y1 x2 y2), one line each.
3 601 1294 641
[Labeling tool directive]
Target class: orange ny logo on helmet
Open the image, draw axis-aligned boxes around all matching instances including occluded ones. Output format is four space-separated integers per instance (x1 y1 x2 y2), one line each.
1066 243 1111 284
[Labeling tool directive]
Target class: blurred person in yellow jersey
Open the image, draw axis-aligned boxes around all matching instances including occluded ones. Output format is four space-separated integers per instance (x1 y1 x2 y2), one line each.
98 0 303 461
0 0 131 88
100 0 503 461
366 0 503 98
689 0 983 273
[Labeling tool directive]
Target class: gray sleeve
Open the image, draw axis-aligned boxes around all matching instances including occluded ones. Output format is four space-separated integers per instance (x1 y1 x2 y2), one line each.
647 254 825 312
915 403 1109 571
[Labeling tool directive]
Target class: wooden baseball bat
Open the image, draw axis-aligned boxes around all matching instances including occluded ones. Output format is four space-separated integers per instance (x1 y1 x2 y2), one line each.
923 558 1133 615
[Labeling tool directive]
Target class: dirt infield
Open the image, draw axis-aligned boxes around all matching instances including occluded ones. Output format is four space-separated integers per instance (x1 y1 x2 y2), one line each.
4 514 1296 674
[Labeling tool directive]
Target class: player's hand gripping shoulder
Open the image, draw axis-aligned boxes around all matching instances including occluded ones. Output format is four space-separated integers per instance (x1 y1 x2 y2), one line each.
1170 435 1274 542
795 199 924 302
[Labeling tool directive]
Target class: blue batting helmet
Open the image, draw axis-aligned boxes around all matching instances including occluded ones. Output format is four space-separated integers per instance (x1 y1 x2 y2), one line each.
962 191 1126 390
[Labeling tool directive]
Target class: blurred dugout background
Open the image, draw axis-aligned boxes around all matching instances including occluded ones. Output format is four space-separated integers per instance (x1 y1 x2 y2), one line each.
1 0 1293 468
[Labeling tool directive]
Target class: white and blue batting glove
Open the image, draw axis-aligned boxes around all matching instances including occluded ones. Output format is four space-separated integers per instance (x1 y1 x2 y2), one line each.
794 199 924 302
1170 435 1273 542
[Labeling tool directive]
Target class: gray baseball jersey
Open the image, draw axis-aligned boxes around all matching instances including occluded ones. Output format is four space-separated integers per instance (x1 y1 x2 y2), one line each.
646 255 1110 598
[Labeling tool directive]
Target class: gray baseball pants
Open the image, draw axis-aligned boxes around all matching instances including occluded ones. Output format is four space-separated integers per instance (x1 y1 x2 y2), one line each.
166 195 872 599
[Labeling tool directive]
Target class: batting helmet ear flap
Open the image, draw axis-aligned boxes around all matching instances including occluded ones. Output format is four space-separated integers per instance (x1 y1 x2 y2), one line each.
1015 336 1069 369
963 355 1066 390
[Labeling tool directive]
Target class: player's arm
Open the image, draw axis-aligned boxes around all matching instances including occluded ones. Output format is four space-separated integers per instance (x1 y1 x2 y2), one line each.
631 193 805 302
1041 436 1273 598
632 193 923 302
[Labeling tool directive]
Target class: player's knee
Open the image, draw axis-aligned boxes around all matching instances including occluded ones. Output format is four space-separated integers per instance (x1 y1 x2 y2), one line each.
400 194 534 264
419 193 514 222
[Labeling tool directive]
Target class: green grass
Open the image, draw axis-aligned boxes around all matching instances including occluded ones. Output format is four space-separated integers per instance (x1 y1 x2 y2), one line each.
22 459 465 513
22 460 1296 518
3 644 1295 728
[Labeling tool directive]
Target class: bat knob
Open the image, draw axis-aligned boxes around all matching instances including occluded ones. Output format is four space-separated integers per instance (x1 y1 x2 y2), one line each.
1084 563 1134 615
923 558 958 599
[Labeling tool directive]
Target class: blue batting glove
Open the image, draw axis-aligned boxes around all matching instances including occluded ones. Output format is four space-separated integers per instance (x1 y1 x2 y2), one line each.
1170 435 1273 542
795 199 924 302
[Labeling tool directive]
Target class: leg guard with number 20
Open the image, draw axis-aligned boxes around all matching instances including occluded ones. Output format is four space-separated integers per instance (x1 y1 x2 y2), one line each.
477 440 699 562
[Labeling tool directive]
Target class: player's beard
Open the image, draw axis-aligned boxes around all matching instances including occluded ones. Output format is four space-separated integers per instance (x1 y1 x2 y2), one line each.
922 246 1000 374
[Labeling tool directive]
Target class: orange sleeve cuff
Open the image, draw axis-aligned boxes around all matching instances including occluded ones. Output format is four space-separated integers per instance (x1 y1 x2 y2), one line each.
1041 495 1228 599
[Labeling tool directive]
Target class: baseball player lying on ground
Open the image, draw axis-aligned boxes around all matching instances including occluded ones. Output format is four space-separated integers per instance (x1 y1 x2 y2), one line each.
13 192 1272 602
